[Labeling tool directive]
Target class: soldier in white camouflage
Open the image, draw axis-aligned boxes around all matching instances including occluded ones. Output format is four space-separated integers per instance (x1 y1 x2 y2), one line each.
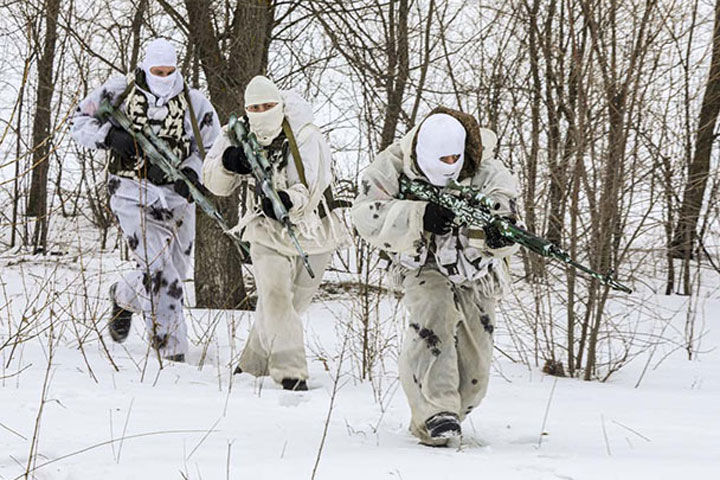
202 76 349 390
352 108 520 445
71 39 220 362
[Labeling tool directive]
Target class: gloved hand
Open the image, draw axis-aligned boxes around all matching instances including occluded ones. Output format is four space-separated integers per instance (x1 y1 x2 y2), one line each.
173 167 201 202
483 218 515 249
261 190 293 221
144 163 169 185
222 146 252 174
105 126 142 164
423 202 455 235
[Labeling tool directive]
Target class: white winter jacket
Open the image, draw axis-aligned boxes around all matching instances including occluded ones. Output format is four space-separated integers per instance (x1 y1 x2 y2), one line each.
351 115 520 294
202 91 350 256
71 71 221 209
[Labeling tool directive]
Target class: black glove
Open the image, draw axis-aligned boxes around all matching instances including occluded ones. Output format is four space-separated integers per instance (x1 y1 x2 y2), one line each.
222 146 252 174
173 168 201 202
144 163 169 185
105 126 142 163
423 202 455 235
483 219 515 249
261 190 293 221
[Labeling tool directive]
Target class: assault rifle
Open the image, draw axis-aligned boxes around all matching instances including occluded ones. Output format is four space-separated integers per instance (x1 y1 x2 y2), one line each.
226 114 315 279
399 176 632 294
97 99 250 259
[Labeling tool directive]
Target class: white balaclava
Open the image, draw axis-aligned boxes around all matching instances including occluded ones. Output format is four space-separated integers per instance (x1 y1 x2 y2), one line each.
141 39 182 103
245 75 284 146
416 113 466 187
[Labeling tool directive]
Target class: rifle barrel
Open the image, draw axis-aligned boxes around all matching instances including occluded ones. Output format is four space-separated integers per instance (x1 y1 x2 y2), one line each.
399 176 632 294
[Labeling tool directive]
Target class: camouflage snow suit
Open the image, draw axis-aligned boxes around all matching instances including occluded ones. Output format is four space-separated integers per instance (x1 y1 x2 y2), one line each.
351 108 520 444
71 70 220 357
202 90 349 383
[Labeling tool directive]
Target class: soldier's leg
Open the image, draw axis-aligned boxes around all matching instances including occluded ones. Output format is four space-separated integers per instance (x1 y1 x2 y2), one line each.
399 269 463 445
168 200 195 283
109 194 150 315
147 198 196 358
455 287 496 422
110 193 188 358
238 243 308 383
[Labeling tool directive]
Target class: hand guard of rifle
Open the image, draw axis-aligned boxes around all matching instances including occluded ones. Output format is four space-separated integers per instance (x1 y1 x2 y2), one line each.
398 176 632 294
227 114 315 279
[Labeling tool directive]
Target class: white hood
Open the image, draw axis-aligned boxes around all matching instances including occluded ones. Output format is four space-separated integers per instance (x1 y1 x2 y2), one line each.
281 90 315 136
139 38 184 105
415 113 466 187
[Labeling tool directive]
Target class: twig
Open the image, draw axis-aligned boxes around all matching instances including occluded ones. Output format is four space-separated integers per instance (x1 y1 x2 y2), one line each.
611 419 651 442
24 316 55 479
0 363 32 380
187 416 222 460
536 376 558 449
13 429 211 480
116 397 134 463
108 409 116 461
601 414 612 456
311 322 352 480
226 441 233 480
0 421 27 441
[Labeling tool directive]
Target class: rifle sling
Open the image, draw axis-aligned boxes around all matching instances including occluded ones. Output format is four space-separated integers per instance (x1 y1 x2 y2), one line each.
281 118 349 218
282 118 307 187
184 84 206 160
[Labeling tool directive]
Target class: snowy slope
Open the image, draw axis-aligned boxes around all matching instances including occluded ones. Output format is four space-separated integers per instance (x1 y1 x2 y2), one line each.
1 252 718 480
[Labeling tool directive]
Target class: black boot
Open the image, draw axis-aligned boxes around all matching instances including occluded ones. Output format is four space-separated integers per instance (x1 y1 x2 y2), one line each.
425 412 461 442
151 334 185 363
108 283 132 343
281 378 308 391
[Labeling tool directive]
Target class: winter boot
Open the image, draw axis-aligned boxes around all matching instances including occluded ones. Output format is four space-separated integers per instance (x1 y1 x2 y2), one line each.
424 412 461 445
151 334 185 363
108 283 132 343
281 378 308 391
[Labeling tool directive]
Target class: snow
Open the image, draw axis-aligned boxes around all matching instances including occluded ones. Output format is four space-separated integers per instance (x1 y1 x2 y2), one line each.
1 249 719 480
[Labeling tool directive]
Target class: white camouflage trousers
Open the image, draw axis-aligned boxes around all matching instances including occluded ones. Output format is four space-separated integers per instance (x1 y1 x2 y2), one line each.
109 178 195 357
238 242 331 384
398 268 496 444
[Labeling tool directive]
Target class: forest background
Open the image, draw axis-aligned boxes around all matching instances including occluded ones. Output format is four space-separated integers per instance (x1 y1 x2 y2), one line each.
0 1 718 477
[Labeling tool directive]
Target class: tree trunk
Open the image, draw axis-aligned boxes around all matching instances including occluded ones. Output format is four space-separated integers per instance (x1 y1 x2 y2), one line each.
523 0 544 281
670 0 720 289
184 0 274 309
26 0 61 254
129 0 147 69
540 0 565 246
379 0 410 150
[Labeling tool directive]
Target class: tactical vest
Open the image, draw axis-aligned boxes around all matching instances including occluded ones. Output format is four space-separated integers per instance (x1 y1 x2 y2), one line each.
109 70 192 182
242 115 349 218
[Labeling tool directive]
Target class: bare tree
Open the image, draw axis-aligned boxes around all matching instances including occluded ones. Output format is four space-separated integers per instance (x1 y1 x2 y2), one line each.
26 0 61 253
179 0 275 309
670 0 720 293
578 0 659 380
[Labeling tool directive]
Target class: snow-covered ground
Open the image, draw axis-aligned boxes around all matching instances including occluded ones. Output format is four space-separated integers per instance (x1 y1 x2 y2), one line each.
1 248 718 480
